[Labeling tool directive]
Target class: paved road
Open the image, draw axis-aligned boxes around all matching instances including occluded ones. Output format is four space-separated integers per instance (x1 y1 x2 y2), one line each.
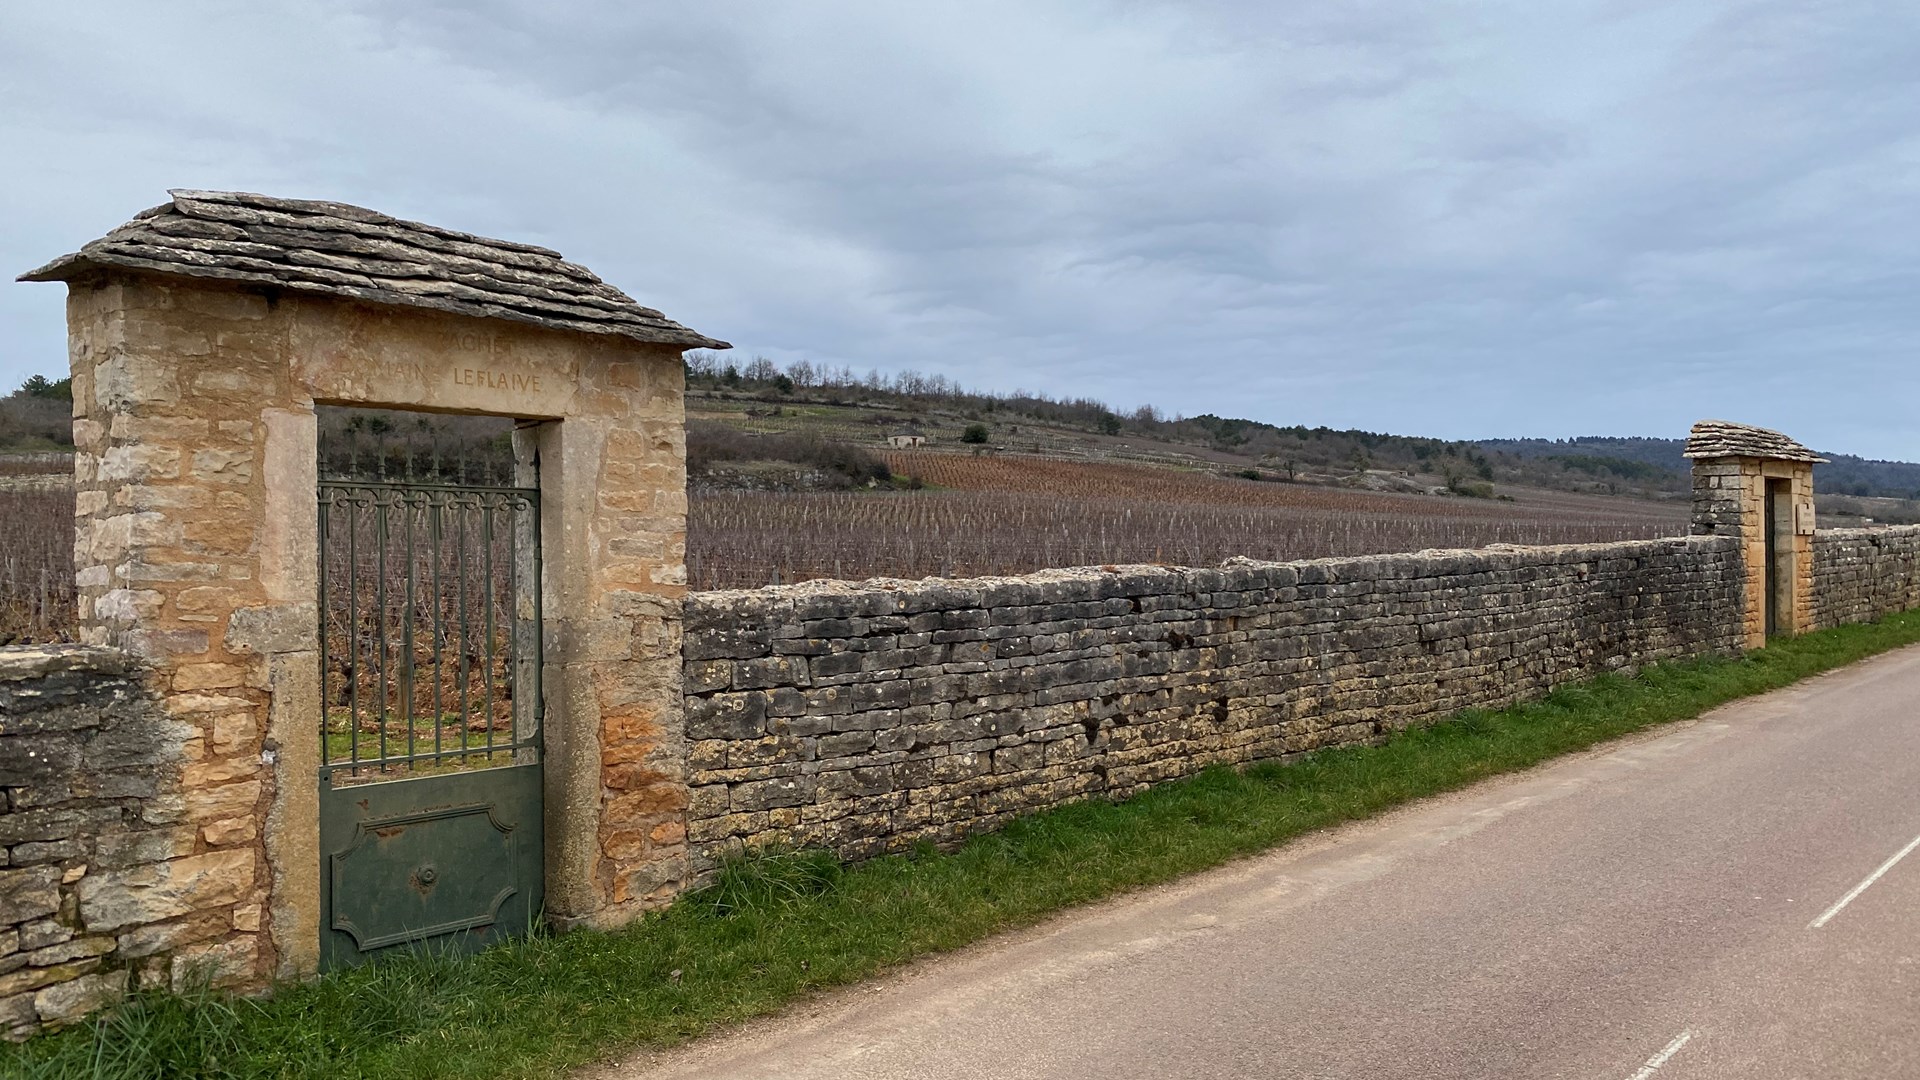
614 646 1920 1080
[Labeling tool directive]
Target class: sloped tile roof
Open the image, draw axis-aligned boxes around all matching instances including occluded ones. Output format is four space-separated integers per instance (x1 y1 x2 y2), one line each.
1683 419 1826 463
19 189 729 349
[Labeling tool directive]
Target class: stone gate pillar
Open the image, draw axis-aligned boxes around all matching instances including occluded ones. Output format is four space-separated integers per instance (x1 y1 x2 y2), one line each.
18 190 724 997
1684 420 1823 649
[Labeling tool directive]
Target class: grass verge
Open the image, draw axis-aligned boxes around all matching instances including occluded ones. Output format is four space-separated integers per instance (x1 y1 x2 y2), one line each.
10 610 1920 1079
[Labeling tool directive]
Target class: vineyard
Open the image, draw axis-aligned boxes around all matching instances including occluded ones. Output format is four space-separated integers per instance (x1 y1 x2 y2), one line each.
685 453 1688 590
876 452 1650 516
317 479 536 783
0 453 77 644
0 451 1692 639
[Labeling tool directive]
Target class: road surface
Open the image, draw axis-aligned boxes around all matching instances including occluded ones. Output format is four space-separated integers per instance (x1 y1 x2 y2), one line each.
612 645 1920 1079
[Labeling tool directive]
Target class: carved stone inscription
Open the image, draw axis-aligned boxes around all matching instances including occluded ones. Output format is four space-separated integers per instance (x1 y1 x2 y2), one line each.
454 367 544 394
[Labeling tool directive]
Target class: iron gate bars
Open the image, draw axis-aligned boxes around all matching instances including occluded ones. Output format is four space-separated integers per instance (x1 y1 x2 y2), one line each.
318 479 541 783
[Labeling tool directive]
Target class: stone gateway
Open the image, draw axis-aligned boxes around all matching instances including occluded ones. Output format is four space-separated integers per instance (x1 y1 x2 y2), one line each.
5 190 724 1036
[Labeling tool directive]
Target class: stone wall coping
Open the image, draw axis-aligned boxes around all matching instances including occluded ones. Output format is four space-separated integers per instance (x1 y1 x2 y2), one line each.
1814 525 1920 541
686 534 1723 614
0 644 131 683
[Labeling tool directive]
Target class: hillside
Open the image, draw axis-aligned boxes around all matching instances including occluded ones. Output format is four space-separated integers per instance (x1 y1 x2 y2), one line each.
682 357 1920 525
10 360 1908 505
685 356 1684 502
0 375 74 453
1480 436 1920 502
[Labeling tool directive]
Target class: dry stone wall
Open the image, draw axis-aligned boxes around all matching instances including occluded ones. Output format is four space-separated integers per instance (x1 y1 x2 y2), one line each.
1811 526 1920 630
0 645 253 1041
15 517 1920 1039
681 537 1745 869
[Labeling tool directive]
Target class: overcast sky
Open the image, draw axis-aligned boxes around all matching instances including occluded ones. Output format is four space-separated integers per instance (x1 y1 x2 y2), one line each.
3 2 1916 457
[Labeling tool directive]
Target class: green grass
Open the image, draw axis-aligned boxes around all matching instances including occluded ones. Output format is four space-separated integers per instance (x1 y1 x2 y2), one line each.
11 610 1920 1080
321 711 519 778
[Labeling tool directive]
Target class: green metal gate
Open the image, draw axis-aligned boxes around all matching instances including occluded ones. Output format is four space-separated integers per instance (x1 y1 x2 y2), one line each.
317 448 543 970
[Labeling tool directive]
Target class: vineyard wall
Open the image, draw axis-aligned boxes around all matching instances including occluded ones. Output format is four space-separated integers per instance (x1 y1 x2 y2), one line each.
1810 526 1920 630
12 516 1920 1033
679 536 1746 867
0 646 256 1041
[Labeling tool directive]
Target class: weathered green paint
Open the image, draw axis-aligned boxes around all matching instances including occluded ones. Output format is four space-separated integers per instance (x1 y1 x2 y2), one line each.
316 458 546 971
319 764 543 969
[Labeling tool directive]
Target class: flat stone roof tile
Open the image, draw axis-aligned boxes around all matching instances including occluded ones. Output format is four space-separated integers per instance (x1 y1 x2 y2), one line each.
20 189 729 350
1682 419 1826 463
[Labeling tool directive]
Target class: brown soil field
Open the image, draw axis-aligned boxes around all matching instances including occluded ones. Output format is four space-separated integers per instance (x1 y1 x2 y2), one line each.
880 451 1684 520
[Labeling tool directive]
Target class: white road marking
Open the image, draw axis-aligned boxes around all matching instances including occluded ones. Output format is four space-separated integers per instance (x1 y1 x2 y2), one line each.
1810 832 1920 929
1626 1029 1694 1080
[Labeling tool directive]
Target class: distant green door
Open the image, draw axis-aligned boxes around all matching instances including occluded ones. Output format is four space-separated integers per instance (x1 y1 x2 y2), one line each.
316 469 544 970
1764 484 1779 638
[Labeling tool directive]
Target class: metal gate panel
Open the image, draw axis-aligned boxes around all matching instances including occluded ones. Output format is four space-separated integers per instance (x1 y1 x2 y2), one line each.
316 453 543 970
319 764 541 969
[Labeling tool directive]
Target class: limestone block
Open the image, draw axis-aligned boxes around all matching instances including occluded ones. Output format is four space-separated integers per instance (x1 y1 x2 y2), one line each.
76 849 255 932
7 840 84 866
604 782 689 822
201 817 258 845
731 777 815 811
0 959 103 1000
120 628 210 660
172 663 246 691
683 659 733 695
187 448 254 485
184 780 262 822
207 711 259 754
93 827 199 869
94 351 179 411
611 856 684 906
182 516 260 555
22 936 113 967
97 446 183 484
113 912 230 958
0 991 34 1042
32 969 127 1026
0 734 82 787
168 935 259 992
733 655 810 690
0 868 62 926
94 589 164 626
181 758 259 787
685 692 767 740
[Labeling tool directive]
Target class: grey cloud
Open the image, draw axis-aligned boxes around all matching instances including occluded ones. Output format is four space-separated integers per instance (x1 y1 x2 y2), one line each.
3 1 1917 456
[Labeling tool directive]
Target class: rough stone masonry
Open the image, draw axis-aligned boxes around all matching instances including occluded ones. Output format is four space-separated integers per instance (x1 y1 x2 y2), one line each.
1812 525 1920 630
0 646 249 1041
679 538 1748 868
